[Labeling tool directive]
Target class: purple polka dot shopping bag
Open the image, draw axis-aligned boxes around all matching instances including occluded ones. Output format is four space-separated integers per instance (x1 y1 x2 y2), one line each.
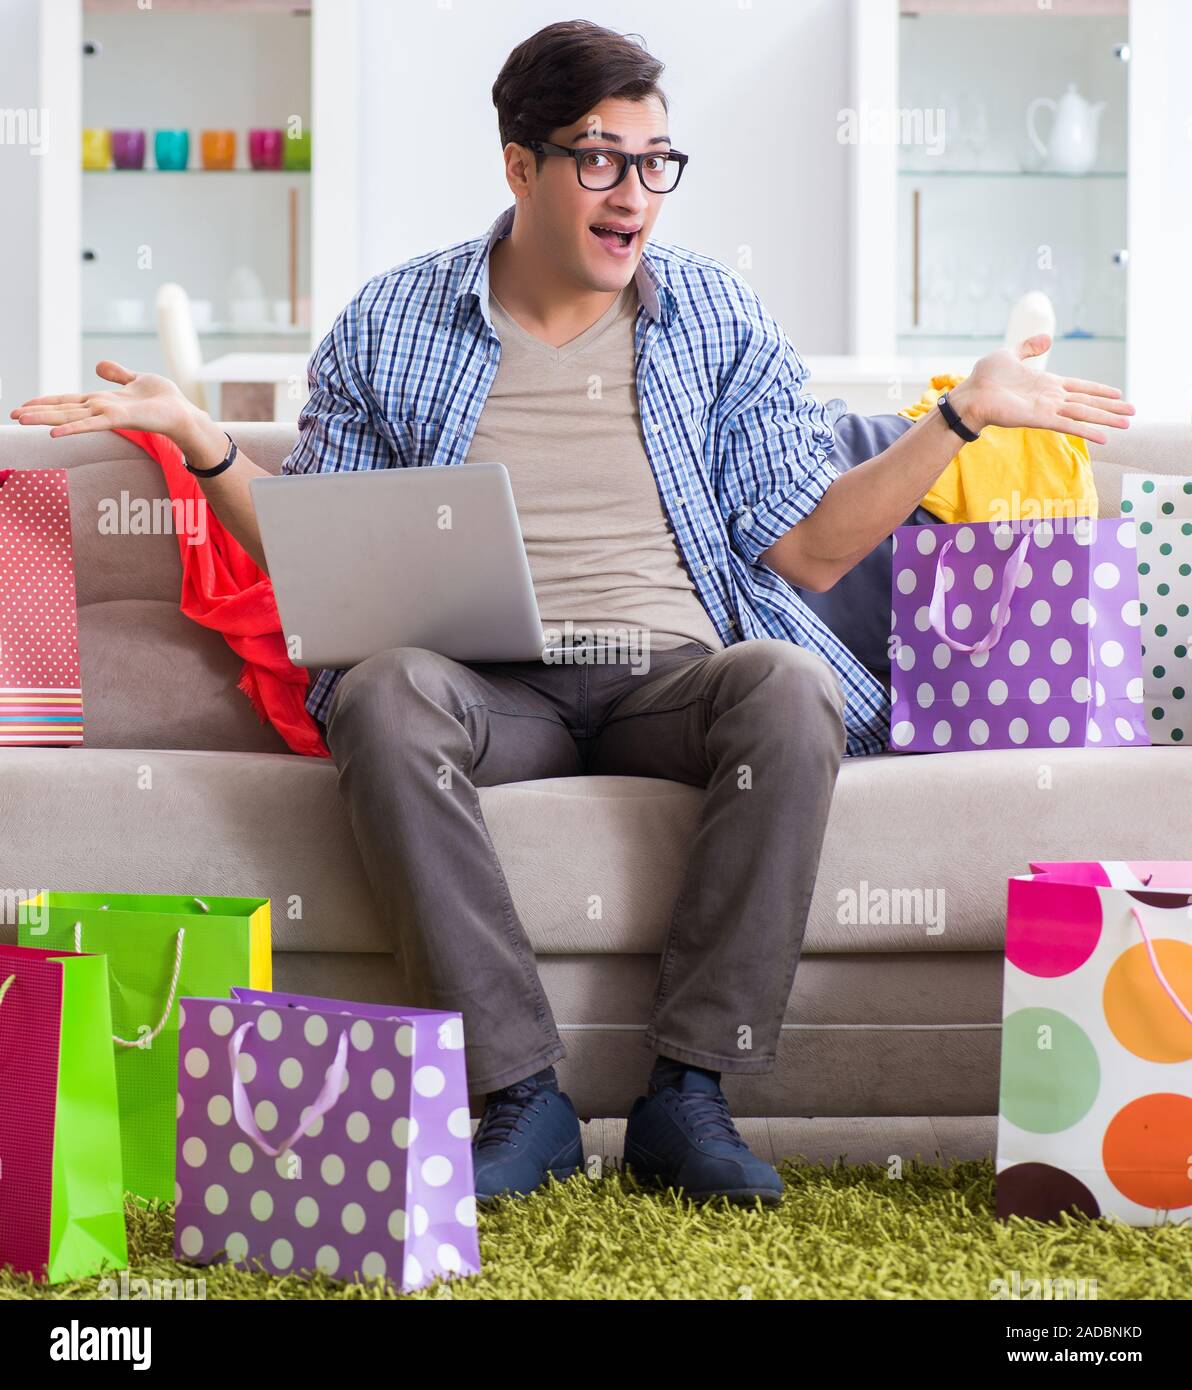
173 987 479 1291
997 860 1192 1225
889 518 1149 752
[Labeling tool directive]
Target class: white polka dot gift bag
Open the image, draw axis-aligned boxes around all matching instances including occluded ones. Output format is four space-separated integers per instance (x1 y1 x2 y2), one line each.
888 518 1148 753
1120 475 1192 744
173 987 479 1291
0 469 83 745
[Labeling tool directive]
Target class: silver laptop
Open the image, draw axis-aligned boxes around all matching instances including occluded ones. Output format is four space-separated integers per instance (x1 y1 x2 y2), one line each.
250 463 577 669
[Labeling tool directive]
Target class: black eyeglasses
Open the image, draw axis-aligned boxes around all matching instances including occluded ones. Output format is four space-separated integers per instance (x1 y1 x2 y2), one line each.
526 140 689 194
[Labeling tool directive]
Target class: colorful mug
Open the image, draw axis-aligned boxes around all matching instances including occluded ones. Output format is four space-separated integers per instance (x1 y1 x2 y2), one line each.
200 129 236 170
111 130 145 170
154 129 189 171
282 127 311 170
82 128 112 170
248 128 283 170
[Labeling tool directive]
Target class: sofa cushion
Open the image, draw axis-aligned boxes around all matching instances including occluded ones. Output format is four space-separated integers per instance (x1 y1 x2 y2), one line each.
79 599 291 752
1089 423 1192 516
4 743 1192 957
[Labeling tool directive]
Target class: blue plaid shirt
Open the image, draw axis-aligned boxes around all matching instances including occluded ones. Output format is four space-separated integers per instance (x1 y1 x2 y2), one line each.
281 203 890 756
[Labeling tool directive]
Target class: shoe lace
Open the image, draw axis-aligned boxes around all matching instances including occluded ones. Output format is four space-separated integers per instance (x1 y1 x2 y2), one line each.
672 1087 746 1147
473 1084 545 1151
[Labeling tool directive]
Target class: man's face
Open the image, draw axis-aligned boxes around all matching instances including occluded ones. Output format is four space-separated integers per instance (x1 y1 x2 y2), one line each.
523 96 671 293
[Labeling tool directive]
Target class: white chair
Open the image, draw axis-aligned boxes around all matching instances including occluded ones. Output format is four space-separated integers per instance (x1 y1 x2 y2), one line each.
155 283 208 411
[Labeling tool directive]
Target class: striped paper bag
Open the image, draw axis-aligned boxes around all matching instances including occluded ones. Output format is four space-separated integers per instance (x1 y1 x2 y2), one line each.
0 468 84 745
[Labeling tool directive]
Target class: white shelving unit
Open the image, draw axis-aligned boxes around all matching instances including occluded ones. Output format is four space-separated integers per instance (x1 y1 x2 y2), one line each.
32 0 364 403
78 1 313 387
896 4 1128 391
843 0 1192 422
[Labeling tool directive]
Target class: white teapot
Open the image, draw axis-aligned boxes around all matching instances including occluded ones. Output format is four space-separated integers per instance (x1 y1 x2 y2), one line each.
1027 83 1105 174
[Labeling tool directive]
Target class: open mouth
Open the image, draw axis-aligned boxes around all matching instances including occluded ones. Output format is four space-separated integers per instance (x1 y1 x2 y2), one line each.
590 224 637 249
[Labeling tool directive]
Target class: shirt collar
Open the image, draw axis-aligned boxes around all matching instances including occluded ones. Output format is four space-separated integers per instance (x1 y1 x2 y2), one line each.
453 203 676 329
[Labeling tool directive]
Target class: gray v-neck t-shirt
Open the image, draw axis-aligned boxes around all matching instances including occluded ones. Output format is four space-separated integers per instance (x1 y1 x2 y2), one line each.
463 281 723 653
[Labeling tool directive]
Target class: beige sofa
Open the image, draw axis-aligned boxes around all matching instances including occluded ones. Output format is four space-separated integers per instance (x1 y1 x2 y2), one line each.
2 421 1191 1130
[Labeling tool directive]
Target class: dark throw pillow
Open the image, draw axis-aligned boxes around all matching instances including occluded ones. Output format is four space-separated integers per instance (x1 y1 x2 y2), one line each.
794 404 939 676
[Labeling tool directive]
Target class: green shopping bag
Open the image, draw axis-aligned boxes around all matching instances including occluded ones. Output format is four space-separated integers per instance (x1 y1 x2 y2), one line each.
0 945 127 1282
18 893 271 1204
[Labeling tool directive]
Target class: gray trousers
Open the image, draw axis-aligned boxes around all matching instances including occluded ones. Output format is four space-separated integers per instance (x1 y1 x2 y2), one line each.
323 637 846 1095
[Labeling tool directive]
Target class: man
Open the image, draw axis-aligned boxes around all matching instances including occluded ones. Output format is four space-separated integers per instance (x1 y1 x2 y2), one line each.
14 20 1131 1206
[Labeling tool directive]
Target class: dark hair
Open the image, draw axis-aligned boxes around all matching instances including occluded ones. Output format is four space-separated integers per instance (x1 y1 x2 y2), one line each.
492 20 668 170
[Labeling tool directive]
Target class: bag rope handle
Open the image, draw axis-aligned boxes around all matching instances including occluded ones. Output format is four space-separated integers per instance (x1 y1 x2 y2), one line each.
0 974 14 1008
73 919 187 1049
229 1020 350 1157
929 531 1032 654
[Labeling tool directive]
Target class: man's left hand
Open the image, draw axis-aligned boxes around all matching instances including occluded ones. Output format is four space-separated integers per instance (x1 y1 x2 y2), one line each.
950 333 1134 446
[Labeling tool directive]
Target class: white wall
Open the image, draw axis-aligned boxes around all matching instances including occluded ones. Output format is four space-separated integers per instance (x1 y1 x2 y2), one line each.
351 0 854 354
1127 0 1192 421
312 0 361 340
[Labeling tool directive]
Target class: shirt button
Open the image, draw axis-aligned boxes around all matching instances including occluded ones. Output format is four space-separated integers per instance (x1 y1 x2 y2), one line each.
701 564 712 575
652 422 663 434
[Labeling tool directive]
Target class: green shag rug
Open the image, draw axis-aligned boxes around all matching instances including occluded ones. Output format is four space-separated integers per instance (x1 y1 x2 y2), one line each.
3 1159 1190 1300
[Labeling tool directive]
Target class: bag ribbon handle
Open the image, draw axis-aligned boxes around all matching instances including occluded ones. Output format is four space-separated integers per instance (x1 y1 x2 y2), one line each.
1130 904 1192 1028
929 531 1032 654
229 1020 350 1158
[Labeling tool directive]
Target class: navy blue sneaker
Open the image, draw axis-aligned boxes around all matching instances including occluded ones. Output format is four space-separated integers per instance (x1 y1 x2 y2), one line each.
471 1066 584 1203
623 1059 784 1206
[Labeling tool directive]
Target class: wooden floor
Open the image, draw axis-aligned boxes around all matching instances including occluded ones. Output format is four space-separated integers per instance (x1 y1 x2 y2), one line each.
579 1116 998 1170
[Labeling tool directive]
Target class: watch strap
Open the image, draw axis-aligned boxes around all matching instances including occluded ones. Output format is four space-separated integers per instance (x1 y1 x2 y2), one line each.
184 432 238 478
937 391 980 443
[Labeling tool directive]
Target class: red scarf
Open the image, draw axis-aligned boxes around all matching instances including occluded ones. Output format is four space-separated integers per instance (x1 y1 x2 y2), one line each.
116 429 330 757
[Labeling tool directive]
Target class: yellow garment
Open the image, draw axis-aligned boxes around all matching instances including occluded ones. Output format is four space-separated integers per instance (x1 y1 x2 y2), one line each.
900 374 1097 524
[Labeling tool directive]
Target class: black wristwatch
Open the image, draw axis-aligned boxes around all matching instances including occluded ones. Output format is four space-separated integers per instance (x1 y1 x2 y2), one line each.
183 432 238 478
937 390 981 443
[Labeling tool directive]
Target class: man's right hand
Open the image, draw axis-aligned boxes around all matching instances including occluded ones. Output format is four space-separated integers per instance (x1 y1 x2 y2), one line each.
10 359 203 450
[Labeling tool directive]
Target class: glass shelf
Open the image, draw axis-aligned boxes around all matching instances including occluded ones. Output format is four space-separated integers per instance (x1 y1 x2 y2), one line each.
83 325 311 338
83 167 310 175
898 332 1125 343
898 168 1125 179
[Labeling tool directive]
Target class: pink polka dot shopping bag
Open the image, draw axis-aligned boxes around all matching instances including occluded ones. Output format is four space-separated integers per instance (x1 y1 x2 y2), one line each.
998 860 1192 1225
173 987 480 1292
0 469 83 745
889 518 1148 752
